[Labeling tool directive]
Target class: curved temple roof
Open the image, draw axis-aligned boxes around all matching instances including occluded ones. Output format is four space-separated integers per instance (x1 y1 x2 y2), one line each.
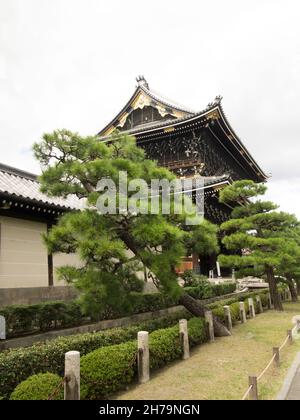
98 76 195 137
98 77 267 183
0 163 84 211
0 163 225 213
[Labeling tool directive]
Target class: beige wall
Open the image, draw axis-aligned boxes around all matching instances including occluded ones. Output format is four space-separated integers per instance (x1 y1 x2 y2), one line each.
0 216 48 288
0 216 82 289
53 253 82 286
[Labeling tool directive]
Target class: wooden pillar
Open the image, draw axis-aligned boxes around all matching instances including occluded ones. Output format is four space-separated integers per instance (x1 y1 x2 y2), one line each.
0 316 5 340
64 351 80 400
267 293 272 309
239 302 247 323
223 306 232 332
47 223 54 287
256 295 263 314
192 254 200 274
273 347 280 367
179 319 190 360
287 330 293 345
248 298 256 318
205 311 214 342
248 376 258 400
138 331 150 383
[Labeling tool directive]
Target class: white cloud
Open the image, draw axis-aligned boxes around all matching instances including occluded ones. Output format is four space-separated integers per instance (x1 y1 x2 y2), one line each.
264 178 300 219
0 0 299 216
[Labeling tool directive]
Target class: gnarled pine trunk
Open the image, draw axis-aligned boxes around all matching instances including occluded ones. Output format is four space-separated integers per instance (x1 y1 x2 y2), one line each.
267 267 283 311
119 231 231 336
296 279 300 296
286 277 298 302
179 293 231 337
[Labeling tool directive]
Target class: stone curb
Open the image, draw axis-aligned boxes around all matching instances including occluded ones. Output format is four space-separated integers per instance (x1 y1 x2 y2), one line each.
276 351 300 400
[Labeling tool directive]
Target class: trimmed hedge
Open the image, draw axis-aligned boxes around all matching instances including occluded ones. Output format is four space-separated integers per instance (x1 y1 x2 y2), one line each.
0 293 177 339
0 301 84 338
80 341 138 399
80 317 207 399
7 289 272 400
10 373 63 400
208 291 269 325
0 284 236 338
184 283 236 300
2 289 271 399
0 310 190 399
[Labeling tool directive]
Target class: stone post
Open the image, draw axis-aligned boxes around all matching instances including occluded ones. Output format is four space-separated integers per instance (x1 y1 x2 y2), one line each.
273 347 280 367
248 376 258 400
64 351 80 400
0 316 5 340
256 295 263 314
179 319 190 360
267 293 272 309
239 302 247 323
205 310 214 342
223 306 232 332
248 298 256 318
138 331 150 383
296 319 300 334
287 329 293 345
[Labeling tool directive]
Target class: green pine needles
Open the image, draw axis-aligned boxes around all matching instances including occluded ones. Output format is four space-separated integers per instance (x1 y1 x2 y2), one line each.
218 180 300 310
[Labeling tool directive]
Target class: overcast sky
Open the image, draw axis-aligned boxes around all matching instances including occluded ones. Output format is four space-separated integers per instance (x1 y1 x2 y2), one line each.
1 0 300 216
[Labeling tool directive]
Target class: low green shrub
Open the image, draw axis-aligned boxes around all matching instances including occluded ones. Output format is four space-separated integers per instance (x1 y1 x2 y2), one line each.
127 292 177 314
0 293 178 338
209 291 269 324
1 301 84 338
10 373 63 400
0 283 237 339
80 317 207 399
0 310 190 399
149 317 207 370
123 277 145 293
207 290 269 310
81 341 137 400
3 289 272 399
182 270 208 287
149 327 182 370
184 282 236 300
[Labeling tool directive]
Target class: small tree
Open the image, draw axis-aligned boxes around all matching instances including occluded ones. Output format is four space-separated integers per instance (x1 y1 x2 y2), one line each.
218 180 299 311
276 229 300 301
33 130 229 336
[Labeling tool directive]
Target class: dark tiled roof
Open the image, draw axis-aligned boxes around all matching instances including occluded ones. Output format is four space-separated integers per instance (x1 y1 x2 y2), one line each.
139 84 195 115
98 77 195 137
0 163 84 210
99 100 220 140
201 175 231 187
0 163 228 212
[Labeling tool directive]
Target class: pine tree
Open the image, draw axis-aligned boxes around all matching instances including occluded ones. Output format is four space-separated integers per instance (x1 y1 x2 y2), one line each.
218 180 299 311
33 129 230 336
276 229 300 301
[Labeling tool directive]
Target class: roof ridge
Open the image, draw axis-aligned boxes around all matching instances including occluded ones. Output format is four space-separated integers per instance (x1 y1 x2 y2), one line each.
140 85 196 115
98 77 197 137
100 101 219 139
0 163 38 181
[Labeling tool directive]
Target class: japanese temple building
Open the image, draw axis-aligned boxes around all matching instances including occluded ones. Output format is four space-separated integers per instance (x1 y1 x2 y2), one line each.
0 77 266 297
0 163 82 300
99 76 267 224
98 76 267 273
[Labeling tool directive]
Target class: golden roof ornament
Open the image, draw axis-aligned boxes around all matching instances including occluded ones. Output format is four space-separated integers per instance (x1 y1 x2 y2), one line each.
136 75 149 89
